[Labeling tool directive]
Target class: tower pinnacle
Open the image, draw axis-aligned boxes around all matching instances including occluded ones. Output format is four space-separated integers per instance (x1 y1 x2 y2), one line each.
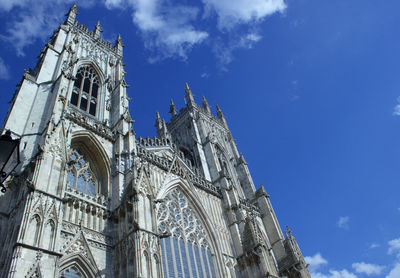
65 3 78 24
202 96 211 114
169 99 177 116
115 34 124 55
94 21 103 38
184 82 196 107
216 104 228 128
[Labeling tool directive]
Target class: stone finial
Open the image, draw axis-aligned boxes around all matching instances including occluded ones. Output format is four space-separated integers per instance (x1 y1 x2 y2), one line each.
202 96 211 113
216 104 223 118
286 225 293 237
115 34 124 55
155 111 162 127
216 104 228 128
184 82 196 107
169 99 177 116
94 21 103 38
238 153 247 165
65 3 78 24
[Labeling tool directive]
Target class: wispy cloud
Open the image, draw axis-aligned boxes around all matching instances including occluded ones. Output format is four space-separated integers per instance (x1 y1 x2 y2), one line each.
393 97 400 116
105 0 286 66
0 0 96 56
0 1 286 65
0 57 10 80
305 253 358 278
200 72 209 78
305 253 328 272
212 32 263 70
202 0 286 30
131 0 208 62
352 262 384 276
337 216 350 229
388 238 400 256
369 243 380 249
312 269 358 278
386 263 400 278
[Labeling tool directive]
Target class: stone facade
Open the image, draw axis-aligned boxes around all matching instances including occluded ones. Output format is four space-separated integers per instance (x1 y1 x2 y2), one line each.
0 5 311 278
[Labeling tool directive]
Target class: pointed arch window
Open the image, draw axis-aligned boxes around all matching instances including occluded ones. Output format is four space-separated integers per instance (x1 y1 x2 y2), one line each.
70 65 100 116
158 189 216 278
67 148 98 196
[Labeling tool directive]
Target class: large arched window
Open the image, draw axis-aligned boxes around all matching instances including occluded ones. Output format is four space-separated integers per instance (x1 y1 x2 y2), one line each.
70 65 100 116
158 188 216 278
67 148 98 196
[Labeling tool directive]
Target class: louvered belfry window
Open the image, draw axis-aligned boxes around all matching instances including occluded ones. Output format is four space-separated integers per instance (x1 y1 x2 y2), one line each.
158 189 216 278
70 65 100 116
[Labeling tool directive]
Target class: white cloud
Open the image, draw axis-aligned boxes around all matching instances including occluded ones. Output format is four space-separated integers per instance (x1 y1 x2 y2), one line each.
104 0 125 9
0 57 10 80
104 0 208 61
305 253 358 278
388 238 400 255
312 269 358 278
386 263 400 278
202 0 286 30
352 262 384 276
393 105 400 116
212 31 263 69
337 216 350 229
369 243 380 249
0 0 29 12
0 1 92 56
393 97 400 116
305 253 328 272
1 0 284 64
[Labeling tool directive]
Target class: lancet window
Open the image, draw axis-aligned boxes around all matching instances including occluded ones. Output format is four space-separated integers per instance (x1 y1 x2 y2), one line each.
67 148 97 196
70 65 100 116
158 188 216 278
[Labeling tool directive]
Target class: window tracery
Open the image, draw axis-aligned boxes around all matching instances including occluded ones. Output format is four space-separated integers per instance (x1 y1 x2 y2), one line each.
67 148 97 196
70 65 100 116
157 188 216 278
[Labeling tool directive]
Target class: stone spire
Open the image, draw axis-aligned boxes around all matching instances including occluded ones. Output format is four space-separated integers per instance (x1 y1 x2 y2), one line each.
216 104 228 128
94 21 103 38
169 99 177 116
155 111 162 129
202 96 211 114
65 3 78 25
155 112 170 139
184 82 196 107
115 34 124 55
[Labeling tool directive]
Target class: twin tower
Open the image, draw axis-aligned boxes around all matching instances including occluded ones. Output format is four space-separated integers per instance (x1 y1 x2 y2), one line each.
0 4 311 278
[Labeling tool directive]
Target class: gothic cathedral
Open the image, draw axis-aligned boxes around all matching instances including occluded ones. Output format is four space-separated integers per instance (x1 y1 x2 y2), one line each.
0 5 311 278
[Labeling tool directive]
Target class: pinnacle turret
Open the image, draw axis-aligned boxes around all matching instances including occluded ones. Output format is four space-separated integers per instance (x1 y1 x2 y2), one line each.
216 104 228 128
202 96 211 113
155 112 170 139
155 111 162 127
169 99 178 116
115 34 124 55
184 82 196 107
65 3 78 24
216 104 223 118
94 21 103 38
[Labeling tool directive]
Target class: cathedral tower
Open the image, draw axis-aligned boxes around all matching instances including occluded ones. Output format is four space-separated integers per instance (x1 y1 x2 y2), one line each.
0 5 311 278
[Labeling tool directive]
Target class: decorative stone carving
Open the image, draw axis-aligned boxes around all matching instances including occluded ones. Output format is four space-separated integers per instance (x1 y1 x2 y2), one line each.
157 188 209 248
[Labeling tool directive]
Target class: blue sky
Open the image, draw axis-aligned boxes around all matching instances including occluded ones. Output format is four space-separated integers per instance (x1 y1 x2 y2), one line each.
1 0 400 277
